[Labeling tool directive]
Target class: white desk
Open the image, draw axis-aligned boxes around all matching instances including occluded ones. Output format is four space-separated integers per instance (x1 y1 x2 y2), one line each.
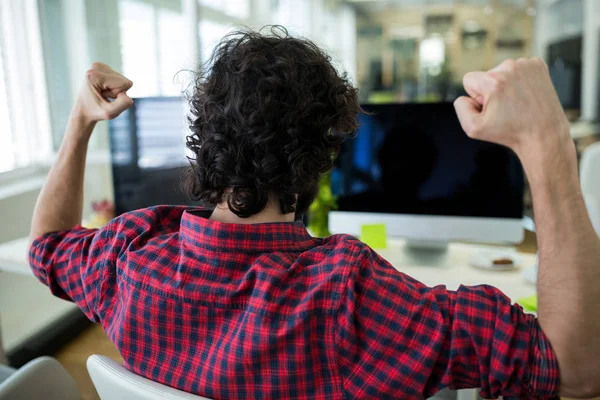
0 237 32 276
379 240 537 304
0 237 78 363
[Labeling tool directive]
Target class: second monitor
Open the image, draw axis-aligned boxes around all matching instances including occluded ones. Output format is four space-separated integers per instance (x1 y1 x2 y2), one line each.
329 102 524 245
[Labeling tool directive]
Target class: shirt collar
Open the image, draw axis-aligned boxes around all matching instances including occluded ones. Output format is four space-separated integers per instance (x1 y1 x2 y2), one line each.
180 209 319 253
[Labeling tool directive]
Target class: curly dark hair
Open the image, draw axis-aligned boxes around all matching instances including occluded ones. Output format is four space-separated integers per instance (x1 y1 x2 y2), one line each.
184 26 360 218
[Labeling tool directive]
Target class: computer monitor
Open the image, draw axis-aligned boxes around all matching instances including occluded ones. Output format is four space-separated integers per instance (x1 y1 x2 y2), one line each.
328 103 524 245
108 97 199 215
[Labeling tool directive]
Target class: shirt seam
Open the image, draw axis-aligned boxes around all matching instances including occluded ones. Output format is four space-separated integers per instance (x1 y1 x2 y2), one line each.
182 239 318 254
95 258 113 323
524 315 560 398
332 239 361 400
95 221 125 324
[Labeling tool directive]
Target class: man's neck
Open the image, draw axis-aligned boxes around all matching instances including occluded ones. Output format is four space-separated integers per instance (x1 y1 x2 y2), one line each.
210 201 295 225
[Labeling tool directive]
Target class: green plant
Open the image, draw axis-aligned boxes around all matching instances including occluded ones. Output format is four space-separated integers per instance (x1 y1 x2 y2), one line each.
307 172 337 237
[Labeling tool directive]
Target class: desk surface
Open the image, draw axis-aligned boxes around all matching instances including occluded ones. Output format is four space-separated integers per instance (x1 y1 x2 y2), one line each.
0 237 30 276
0 239 78 355
379 241 536 304
0 236 536 303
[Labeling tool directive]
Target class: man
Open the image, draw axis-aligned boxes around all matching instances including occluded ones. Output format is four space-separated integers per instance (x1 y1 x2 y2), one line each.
29 27 600 399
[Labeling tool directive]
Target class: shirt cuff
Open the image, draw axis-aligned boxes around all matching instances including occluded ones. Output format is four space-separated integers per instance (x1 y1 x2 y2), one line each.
525 316 560 399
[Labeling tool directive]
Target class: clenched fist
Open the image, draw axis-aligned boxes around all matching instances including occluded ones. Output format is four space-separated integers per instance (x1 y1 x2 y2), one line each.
454 58 571 156
75 62 134 123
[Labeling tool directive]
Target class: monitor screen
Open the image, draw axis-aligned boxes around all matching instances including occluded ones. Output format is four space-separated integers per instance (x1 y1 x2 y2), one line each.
331 103 524 219
108 97 199 215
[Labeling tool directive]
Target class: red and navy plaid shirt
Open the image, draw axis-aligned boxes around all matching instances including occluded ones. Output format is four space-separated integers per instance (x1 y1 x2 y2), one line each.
29 206 559 399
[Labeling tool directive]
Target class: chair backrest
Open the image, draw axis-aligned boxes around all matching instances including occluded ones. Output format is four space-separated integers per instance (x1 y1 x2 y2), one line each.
0 356 79 400
87 355 213 400
580 141 600 235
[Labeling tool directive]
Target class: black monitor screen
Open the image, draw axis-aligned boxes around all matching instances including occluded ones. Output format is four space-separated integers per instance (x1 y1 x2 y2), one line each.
108 97 199 215
331 103 524 219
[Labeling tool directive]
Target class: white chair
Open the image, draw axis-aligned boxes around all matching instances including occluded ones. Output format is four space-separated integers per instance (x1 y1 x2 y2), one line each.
87 354 486 400
580 141 600 235
0 356 80 400
87 354 212 400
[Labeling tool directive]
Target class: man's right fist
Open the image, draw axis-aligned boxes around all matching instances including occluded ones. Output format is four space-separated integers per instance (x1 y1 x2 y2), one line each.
75 62 133 123
454 58 570 156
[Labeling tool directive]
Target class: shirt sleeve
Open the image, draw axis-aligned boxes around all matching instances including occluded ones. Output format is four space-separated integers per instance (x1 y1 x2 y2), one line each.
28 206 189 323
28 223 121 323
335 244 560 399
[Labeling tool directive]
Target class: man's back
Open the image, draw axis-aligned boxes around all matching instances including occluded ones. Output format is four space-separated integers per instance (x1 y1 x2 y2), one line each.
26 26 600 400
106 207 346 398
29 206 559 399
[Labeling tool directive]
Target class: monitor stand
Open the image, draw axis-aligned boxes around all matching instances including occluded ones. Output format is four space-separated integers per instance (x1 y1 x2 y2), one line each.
402 240 449 268
405 240 449 252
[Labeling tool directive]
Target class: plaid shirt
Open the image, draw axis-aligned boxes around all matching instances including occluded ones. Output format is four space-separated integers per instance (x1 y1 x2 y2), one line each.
29 206 559 399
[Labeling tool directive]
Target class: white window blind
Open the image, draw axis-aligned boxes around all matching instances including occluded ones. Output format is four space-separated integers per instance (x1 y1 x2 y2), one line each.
200 0 250 19
0 0 51 174
119 0 194 97
119 1 159 97
199 20 233 63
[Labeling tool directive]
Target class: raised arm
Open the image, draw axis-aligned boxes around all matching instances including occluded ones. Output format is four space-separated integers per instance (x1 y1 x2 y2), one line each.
29 62 133 242
455 58 600 398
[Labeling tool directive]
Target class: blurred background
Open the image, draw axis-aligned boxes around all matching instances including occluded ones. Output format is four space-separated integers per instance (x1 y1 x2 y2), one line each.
1 0 597 237
0 0 599 397
2 0 598 221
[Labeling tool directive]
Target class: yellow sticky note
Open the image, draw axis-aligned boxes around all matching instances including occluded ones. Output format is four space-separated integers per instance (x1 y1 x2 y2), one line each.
517 294 537 312
361 224 387 249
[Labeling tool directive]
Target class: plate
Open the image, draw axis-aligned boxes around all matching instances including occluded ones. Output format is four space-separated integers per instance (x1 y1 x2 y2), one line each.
469 251 523 271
